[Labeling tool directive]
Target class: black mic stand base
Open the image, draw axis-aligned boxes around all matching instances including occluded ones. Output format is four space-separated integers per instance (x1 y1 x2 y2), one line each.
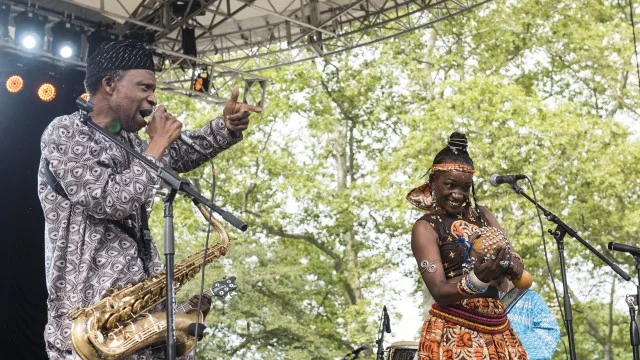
626 295 640 360
164 189 178 360
548 225 577 360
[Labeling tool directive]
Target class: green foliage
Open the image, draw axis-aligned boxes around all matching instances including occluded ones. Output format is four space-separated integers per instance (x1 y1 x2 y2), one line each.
144 0 640 359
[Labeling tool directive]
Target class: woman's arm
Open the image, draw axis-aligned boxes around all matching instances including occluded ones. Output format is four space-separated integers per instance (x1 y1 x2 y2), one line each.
411 219 507 306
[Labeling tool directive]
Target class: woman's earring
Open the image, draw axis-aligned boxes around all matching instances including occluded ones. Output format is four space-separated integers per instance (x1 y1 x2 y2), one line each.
431 190 437 211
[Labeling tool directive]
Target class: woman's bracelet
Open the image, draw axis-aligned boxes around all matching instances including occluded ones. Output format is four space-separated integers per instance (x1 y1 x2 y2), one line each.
468 270 490 290
457 272 488 296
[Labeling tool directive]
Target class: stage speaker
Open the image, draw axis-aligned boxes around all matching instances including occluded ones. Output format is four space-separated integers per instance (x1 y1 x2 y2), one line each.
387 341 418 360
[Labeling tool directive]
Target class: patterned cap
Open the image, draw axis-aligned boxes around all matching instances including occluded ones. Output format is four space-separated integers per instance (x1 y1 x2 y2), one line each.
85 39 155 84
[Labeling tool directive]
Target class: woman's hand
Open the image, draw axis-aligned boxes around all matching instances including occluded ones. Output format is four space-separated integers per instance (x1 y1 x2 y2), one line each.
474 246 509 283
508 253 524 280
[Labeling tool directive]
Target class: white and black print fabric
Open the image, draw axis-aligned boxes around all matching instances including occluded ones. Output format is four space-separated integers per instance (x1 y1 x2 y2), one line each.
38 111 241 359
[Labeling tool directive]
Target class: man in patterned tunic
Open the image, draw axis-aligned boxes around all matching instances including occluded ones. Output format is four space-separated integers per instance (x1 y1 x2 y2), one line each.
37 39 262 359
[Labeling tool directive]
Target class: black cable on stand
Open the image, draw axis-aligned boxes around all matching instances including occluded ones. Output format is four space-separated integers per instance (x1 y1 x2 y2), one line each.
627 294 640 360
187 138 218 359
76 98 247 360
629 0 640 90
626 1 640 352
502 178 630 360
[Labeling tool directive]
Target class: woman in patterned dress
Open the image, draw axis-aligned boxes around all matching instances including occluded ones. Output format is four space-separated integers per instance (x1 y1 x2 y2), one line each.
408 132 528 360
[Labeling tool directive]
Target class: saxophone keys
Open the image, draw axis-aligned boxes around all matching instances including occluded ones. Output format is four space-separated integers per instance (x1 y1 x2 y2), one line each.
132 300 143 313
142 294 153 306
120 307 132 320
105 313 121 330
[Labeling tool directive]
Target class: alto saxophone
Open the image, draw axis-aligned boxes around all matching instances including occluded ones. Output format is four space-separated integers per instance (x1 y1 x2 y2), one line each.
68 203 229 359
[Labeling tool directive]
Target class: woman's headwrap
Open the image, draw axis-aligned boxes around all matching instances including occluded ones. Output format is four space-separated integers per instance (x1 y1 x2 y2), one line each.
406 163 475 211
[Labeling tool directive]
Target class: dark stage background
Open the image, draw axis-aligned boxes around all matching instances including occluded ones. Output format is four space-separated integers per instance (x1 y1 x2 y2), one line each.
0 56 85 359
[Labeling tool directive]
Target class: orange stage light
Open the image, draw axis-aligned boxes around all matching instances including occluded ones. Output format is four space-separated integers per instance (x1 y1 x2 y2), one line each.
6 75 24 93
38 83 56 102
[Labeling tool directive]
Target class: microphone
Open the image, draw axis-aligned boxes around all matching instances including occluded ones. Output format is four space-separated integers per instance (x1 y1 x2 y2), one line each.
77 97 208 155
489 174 527 187
179 132 207 155
149 105 207 155
383 306 391 333
76 97 94 112
608 242 640 257
187 323 207 340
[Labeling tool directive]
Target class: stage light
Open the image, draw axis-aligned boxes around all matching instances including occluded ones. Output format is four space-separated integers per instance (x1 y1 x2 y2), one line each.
192 73 209 93
80 92 89 101
6 75 24 93
14 11 48 50
87 29 119 58
172 0 204 17
152 52 165 72
0 3 9 39
182 26 197 57
38 83 56 102
52 21 83 59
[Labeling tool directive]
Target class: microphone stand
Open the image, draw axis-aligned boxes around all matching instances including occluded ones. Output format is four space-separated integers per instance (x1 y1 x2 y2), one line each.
627 294 640 360
375 306 389 360
76 99 247 360
628 255 640 360
507 181 630 360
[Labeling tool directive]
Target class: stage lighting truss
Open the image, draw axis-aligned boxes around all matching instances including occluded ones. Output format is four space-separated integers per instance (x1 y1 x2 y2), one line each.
5 74 23 93
51 20 84 59
87 28 119 58
0 0 490 105
14 10 47 50
38 82 56 102
0 3 9 39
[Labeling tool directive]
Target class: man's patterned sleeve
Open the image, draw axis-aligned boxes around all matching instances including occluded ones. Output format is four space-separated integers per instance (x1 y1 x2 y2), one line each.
41 115 162 220
162 116 243 173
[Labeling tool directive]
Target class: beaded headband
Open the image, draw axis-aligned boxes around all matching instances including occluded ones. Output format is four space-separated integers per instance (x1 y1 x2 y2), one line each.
431 163 475 174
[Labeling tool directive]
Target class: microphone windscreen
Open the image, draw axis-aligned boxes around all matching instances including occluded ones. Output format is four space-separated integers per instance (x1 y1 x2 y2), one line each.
187 323 206 340
489 174 499 187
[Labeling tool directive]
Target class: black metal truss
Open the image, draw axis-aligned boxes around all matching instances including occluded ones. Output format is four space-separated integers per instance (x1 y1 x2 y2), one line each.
0 0 492 102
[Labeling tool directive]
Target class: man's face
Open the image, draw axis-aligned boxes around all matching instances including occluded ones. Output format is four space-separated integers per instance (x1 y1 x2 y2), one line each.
108 69 157 132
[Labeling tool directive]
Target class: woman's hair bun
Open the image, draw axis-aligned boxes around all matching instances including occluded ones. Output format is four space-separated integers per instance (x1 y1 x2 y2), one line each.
447 132 468 154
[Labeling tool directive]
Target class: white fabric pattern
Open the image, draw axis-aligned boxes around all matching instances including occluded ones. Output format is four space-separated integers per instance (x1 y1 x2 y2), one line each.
38 111 241 359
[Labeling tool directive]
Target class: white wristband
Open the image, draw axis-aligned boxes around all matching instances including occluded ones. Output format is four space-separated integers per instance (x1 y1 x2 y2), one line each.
469 270 490 289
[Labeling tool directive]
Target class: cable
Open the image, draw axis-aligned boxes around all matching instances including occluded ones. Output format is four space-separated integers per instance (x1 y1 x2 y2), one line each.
193 154 217 358
629 0 640 90
525 176 568 360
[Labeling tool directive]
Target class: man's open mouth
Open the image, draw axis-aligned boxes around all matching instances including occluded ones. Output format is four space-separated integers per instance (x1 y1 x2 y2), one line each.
139 109 153 119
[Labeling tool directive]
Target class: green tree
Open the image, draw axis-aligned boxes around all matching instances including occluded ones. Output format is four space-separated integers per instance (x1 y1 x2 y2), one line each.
144 1 640 359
